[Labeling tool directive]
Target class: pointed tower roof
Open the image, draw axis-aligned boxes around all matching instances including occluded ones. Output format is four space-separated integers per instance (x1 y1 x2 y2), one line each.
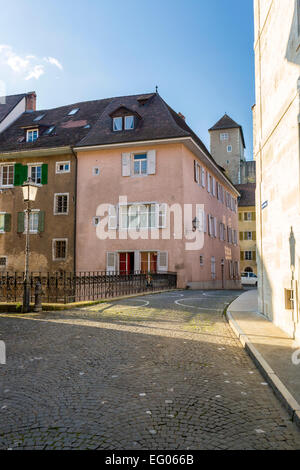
209 113 246 148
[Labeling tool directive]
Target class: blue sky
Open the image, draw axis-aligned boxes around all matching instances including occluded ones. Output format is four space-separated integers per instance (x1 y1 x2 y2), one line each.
0 0 254 159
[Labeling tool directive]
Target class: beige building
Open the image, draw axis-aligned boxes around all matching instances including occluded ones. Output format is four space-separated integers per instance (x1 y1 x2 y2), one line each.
253 0 300 340
209 114 246 185
236 183 257 275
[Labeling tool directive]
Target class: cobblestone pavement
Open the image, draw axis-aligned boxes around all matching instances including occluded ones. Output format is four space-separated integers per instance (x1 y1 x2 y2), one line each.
0 289 300 450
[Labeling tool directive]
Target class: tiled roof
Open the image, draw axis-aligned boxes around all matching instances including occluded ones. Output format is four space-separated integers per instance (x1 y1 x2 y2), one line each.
0 98 111 152
0 93 26 123
209 113 246 148
235 183 256 207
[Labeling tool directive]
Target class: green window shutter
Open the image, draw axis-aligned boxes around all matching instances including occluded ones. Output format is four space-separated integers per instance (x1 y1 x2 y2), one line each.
240 251 244 261
14 163 23 186
38 211 45 232
4 214 11 232
41 164 48 185
253 231 256 241
239 232 243 241
14 164 28 186
252 212 256 221
22 165 28 184
239 213 242 221
17 212 25 233
253 250 256 261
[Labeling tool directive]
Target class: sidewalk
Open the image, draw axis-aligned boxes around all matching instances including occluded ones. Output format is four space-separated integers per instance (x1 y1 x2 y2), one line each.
226 289 300 428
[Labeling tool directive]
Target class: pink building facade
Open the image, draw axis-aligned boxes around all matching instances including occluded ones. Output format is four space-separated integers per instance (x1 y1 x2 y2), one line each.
74 93 240 289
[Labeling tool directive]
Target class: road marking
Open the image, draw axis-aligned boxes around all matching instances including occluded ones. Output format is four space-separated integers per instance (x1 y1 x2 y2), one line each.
174 298 223 311
115 299 150 308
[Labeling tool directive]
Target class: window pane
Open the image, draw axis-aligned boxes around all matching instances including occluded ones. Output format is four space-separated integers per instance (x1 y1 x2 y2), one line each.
125 116 134 130
141 160 147 174
134 161 140 174
113 117 122 131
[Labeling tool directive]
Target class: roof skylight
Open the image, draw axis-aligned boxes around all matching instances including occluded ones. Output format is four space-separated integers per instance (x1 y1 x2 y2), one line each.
44 126 55 135
68 108 79 116
33 114 45 121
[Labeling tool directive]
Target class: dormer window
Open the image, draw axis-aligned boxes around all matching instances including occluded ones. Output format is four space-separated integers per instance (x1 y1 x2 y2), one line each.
113 117 123 131
125 116 134 130
26 129 38 142
113 115 135 131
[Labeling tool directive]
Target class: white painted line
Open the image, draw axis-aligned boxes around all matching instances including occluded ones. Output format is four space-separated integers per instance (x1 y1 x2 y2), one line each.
117 299 150 308
174 298 223 311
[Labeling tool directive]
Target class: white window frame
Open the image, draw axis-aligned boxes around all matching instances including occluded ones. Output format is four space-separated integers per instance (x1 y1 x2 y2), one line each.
0 164 15 188
227 145 232 153
113 117 123 131
93 216 100 226
54 193 69 216
133 153 148 176
0 212 7 233
245 251 253 261
56 161 71 174
52 238 68 261
119 203 158 230
220 133 228 141
26 129 39 143
28 163 43 185
125 115 134 130
24 209 40 234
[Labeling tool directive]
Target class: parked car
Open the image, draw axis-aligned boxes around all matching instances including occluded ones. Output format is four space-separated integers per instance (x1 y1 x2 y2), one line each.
241 272 258 286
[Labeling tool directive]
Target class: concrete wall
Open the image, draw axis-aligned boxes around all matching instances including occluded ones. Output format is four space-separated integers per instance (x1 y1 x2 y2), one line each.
254 0 300 339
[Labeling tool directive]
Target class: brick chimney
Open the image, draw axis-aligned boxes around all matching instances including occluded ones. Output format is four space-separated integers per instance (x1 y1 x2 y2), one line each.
178 112 185 121
25 91 37 112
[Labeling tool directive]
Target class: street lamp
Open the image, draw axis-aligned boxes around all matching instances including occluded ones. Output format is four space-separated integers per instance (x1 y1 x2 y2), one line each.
21 178 39 313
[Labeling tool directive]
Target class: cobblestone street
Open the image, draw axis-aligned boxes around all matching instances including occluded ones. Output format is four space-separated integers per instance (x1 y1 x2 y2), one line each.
0 290 300 450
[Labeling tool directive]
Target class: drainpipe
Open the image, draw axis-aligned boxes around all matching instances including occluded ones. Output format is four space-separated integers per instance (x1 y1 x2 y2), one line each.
71 147 78 273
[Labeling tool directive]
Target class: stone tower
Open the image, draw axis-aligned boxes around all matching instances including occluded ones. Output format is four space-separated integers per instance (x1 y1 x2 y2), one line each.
209 114 246 185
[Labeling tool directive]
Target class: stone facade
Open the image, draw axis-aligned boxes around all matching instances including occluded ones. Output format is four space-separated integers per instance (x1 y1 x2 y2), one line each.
254 0 300 340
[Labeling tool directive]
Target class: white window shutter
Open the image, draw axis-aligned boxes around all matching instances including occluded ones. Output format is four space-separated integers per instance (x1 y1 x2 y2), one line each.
202 167 206 187
158 203 167 228
108 205 118 229
158 251 168 272
207 173 211 193
122 153 131 176
203 211 207 233
197 207 204 232
107 252 117 273
134 251 140 272
214 217 217 238
147 150 156 175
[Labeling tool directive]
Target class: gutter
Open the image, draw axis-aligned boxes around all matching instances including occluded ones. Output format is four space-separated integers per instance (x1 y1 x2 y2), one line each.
0 146 72 159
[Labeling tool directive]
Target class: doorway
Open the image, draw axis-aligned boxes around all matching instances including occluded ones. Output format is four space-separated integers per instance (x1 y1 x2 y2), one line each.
119 252 134 275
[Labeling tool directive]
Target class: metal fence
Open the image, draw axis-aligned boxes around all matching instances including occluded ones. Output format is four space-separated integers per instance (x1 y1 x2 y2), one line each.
0 271 177 304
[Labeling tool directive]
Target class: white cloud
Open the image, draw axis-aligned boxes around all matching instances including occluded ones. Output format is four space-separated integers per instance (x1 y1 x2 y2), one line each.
25 65 45 81
0 45 63 81
44 56 63 70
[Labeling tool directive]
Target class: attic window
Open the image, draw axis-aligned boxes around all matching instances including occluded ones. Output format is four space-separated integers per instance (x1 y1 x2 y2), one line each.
44 126 55 135
113 115 134 131
26 129 38 142
33 114 45 122
68 108 79 116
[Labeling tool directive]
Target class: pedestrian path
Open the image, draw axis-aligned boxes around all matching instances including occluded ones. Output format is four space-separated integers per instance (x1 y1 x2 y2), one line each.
227 289 300 427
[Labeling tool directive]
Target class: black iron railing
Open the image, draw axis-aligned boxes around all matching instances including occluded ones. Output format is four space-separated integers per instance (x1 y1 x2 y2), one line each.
0 271 177 304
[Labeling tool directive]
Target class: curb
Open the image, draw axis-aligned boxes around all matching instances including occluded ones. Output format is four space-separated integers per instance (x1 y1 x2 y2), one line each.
226 309 300 428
